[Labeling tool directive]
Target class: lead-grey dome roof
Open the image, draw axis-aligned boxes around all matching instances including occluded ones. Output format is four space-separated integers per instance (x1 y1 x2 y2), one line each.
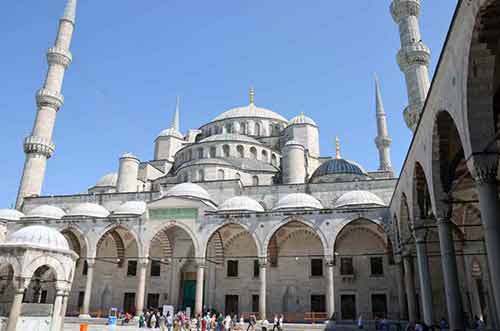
0 209 25 221
288 113 317 126
311 158 367 178
113 201 147 216
333 190 385 209
213 104 287 122
164 183 213 203
4 225 69 251
66 203 110 218
273 193 323 211
25 205 66 219
219 196 265 213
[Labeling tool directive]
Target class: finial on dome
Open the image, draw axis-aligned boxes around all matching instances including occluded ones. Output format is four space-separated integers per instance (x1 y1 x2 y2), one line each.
249 87 255 105
335 136 341 159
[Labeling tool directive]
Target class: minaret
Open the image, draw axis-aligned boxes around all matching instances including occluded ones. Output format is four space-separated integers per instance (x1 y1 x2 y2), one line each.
172 96 180 132
335 136 341 159
374 75 394 174
390 0 431 132
16 0 77 209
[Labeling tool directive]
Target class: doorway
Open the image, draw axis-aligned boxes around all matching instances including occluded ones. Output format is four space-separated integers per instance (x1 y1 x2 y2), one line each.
311 295 326 312
225 295 239 316
371 294 387 318
123 292 136 314
182 280 196 310
341 295 356 320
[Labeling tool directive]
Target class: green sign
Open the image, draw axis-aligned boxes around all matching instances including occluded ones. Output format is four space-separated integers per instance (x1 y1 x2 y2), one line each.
149 208 198 220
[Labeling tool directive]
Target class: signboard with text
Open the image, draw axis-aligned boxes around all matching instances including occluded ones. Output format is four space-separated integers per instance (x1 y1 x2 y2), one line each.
149 208 198 220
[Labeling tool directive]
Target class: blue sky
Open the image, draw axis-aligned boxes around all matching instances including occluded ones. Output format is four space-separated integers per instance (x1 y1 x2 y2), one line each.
0 1 457 207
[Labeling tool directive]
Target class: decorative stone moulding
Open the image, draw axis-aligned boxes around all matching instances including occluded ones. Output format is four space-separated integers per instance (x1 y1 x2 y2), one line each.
23 136 56 158
36 88 64 109
397 44 431 69
46 47 73 68
375 136 393 148
403 105 420 131
390 0 420 23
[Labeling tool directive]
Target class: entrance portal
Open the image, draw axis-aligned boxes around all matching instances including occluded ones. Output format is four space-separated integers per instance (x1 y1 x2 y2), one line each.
182 280 196 311
341 295 356 320
225 295 239 315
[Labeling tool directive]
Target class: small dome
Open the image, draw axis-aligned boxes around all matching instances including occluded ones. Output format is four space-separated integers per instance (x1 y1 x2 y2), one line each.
113 201 147 215
312 158 367 178
213 104 287 123
333 190 385 209
200 133 261 144
288 113 317 126
0 209 25 221
4 225 69 251
164 183 213 202
95 173 118 187
158 128 183 139
273 193 323 211
121 152 139 159
26 205 65 219
66 203 109 218
219 196 265 213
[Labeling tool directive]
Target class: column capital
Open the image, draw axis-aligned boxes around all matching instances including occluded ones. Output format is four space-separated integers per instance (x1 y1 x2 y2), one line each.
468 152 498 185
325 255 335 267
412 226 427 243
196 260 207 269
85 257 96 267
137 257 150 267
258 257 268 267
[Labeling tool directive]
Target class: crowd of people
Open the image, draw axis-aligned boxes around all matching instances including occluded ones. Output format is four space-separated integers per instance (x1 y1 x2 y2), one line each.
134 310 285 331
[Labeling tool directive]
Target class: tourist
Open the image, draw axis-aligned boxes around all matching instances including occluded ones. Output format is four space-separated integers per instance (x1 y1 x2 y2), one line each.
166 312 173 331
272 315 279 331
261 318 269 331
218 313 225 331
439 318 448 331
246 314 256 331
139 312 146 328
475 315 484 330
224 314 231 331
358 314 364 329
201 314 207 331
151 312 157 329
159 312 166 331
278 315 284 331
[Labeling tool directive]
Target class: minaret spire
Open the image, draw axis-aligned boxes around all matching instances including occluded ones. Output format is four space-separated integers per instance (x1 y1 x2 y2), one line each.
390 0 430 132
16 0 77 209
249 87 255 105
335 136 341 159
374 75 394 174
172 96 180 132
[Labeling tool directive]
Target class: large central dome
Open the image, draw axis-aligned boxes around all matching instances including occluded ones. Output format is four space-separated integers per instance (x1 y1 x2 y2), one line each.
213 103 287 123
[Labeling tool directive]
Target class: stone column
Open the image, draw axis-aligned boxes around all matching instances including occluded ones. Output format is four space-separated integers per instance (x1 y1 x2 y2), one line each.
59 290 70 331
136 258 149 316
6 287 26 331
397 261 407 320
79 258 95 318
414 230 433 326
403 253 417 323
326 259 335 318
259 261 267 320
475 170 500 325
437 218 465 330
50 289 65 331
195 263 205 316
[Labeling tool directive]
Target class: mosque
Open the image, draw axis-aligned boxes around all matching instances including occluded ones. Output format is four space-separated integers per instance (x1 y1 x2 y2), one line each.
2 0 500 330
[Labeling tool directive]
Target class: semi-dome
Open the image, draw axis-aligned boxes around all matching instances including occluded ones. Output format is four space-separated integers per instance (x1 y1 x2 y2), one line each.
200 133 261 144
288 113 317 126
213 104 287 123
164 183 213 202
4 225 69 251
333 190 385 209
66 203 109 218
0 209 25 221
95 173 118 187
25 205 66 219
113 201 147 216
311 158 367 178
219 196 265 213
273 193 323 211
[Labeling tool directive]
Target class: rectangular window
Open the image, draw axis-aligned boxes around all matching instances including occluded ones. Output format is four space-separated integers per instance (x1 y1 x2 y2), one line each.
311 259 323 277
151 260 161 277
82 260 88 276
371 294 388 317
253 260 260 278
78 291 85 308
127 260 137 277
252 295 259 313
147 293 160 310
311 295 326 312
340 257 354 275
40 290 48 304
227 260 238 277
123 292 136 315
370 257 384 276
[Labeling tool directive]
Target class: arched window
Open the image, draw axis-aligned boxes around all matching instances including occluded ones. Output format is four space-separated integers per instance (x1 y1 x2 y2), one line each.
197 148 204 159
262 150 268 162
210 146 217 158
217 169 225 180
237 145 244 158
271 154 277 166
225 123 233 134
188 150 192 161
250 147 257 160
223 145 230 158
252 176 259 186
269 124 274 136
183 173 189 182
240 122 247 134
198 169 205 181
255 122 261 136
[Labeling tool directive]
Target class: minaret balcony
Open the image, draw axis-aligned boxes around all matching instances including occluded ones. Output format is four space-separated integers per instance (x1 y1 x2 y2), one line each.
36 88 64 110
23 136 56 158
397 43 431 70
375 136 392 148
47 47 73 68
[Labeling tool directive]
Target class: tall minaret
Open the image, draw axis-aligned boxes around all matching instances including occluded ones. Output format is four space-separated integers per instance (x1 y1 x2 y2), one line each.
374 75 394 174
172 96 180 132
390 0 431 132
16 0 77 209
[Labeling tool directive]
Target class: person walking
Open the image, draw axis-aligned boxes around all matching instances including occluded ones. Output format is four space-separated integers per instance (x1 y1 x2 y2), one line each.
278 315 283 331
166 312 173 331
246 314 256 331
272 315 279 331
358 314 364 329
224 314 231 331
139 312 146 328
151 312 157 330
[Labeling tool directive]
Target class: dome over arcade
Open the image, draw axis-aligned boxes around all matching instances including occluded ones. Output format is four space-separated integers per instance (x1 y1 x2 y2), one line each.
164 183 213 203
113 201 147 216
25 205 66 220
288 113 317 126
66 203 110 218
200 133 261 144
4 225 69 251
213 103 287 123
95 173 118 187
219 196 265 213
333 190 385 209
310 157 368 184
273 193 323 211
0 209 25 221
